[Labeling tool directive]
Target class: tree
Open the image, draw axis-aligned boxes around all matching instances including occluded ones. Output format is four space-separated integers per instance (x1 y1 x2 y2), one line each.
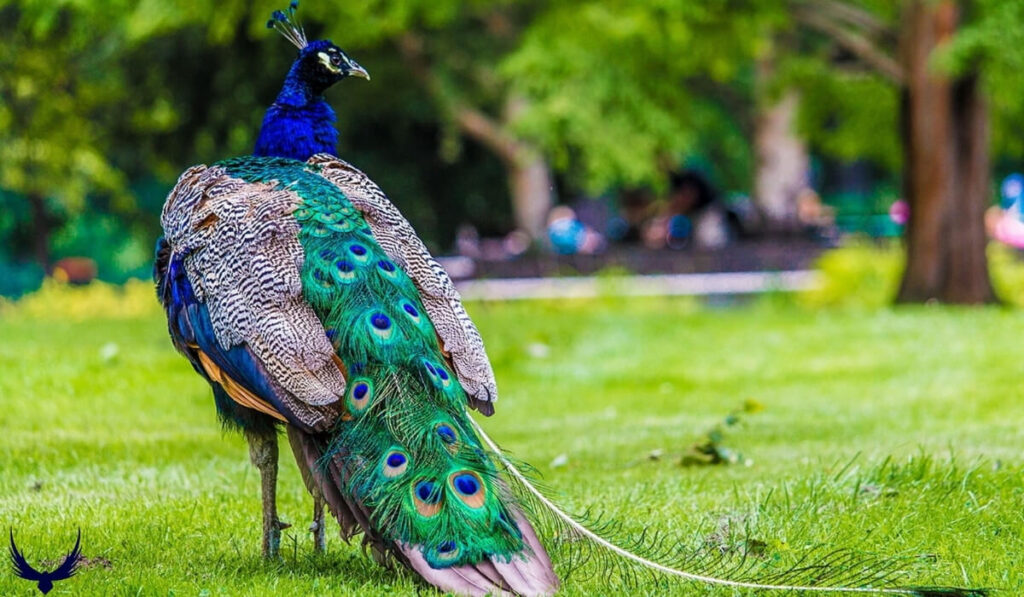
754 50 812 232
0 2 134 267
501 1 778 195
313 0 559 240
895 0 993 303
792 0 1008 304
394 29 554 240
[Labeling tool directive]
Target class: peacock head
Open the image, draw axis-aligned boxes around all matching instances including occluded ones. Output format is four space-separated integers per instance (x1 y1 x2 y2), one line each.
267 2 369 95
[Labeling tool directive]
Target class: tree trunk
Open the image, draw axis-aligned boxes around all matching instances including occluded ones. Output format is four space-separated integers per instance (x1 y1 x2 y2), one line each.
507 151 554 240
896 0 996 304
395 35 554 242
451 99 553 240
754 89 810 232
27 191 51 270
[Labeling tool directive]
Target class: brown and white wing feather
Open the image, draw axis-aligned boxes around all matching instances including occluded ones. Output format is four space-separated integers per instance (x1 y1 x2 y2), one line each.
309 154 499 413
161 164 346 429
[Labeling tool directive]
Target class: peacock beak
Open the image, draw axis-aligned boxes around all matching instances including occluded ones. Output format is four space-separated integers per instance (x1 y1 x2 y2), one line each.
348 61 370 81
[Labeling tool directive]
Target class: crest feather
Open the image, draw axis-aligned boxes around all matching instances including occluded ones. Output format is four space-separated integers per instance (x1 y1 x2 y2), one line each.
266 1 307 50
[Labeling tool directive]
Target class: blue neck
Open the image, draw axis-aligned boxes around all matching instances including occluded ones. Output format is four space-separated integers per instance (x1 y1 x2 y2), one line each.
253 67 339 161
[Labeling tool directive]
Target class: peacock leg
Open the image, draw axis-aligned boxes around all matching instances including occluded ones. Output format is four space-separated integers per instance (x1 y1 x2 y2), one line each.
246 429 291 559
310 487 326 553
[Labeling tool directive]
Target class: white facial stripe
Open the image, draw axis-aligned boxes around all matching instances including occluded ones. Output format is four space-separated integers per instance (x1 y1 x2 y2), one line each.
318 51 342 74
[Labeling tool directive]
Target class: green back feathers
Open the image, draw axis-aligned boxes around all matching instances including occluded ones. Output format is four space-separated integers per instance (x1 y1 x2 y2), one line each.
218 156 525 567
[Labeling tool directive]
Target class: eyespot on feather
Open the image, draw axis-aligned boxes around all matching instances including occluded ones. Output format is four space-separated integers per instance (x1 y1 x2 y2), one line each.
433 541 461 563
435 423 457 444
412 480 443 517
370 313 391 330
381 449 408 478
328 219 354 232
345 242 371 265
368 312 395 341
435 365 453 389
401 302 421 322
449 471 486 509
312 268 333 288
376 259 400 279
331 259 358 284
314 211 342 224
346 379 373 413
306 221 331 237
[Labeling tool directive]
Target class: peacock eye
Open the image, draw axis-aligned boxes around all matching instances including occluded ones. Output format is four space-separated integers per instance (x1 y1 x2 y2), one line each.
330 54 342 66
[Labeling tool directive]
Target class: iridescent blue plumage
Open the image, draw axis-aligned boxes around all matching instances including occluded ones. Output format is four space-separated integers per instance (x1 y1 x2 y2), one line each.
253 38 368 160
154 245 296 434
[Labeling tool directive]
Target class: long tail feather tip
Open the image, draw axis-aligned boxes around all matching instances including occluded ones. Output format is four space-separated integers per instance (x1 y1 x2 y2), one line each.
468 417 988 596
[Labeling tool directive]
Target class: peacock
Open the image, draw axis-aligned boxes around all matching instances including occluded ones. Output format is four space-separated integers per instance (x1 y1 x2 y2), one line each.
153 3 987 596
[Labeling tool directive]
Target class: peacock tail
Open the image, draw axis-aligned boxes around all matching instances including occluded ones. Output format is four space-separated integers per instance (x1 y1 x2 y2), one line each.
217 156 526 568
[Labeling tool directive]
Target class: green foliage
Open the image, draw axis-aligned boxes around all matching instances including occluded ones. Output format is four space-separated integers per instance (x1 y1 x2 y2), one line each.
51 210 154 280
502 0 778 191
1 300 1022 594
940 0 1024 159
802 242 1024 308
782 58 901 172
0 2 137 210
7 0 1024 284
0 277 159 321
800 242 903 308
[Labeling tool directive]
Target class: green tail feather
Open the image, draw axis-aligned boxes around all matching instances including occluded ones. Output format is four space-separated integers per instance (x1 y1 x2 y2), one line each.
220 156 527 568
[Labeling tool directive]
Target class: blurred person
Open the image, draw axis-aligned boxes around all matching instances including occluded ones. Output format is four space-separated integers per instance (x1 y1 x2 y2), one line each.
455 223 531 261
52 257 97 285
889 199 910 226
796 188 839 244
664 170 733 250
618 187 658 243
547 206 585 254
1001 173 1024 213
990 174 1024 248
546 205 604 255
991 209 1024 249
455 223 482 258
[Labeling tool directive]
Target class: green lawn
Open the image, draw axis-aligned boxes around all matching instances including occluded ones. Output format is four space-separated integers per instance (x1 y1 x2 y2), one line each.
1 298 1022 595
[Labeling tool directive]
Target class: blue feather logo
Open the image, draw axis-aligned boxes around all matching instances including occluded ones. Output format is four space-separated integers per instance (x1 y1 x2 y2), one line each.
9 529 82 594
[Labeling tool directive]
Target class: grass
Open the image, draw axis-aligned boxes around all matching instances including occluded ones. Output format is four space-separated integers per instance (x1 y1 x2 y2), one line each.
1 296 1023 595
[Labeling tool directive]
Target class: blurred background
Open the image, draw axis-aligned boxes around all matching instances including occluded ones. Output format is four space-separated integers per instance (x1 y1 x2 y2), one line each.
3 0 1024 303
5 4 1024 593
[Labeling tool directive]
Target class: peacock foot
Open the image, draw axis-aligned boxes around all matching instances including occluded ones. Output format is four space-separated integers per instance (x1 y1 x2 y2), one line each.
263 517 292 559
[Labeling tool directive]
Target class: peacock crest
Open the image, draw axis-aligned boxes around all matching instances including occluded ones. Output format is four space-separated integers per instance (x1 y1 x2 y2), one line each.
267 0 307 50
